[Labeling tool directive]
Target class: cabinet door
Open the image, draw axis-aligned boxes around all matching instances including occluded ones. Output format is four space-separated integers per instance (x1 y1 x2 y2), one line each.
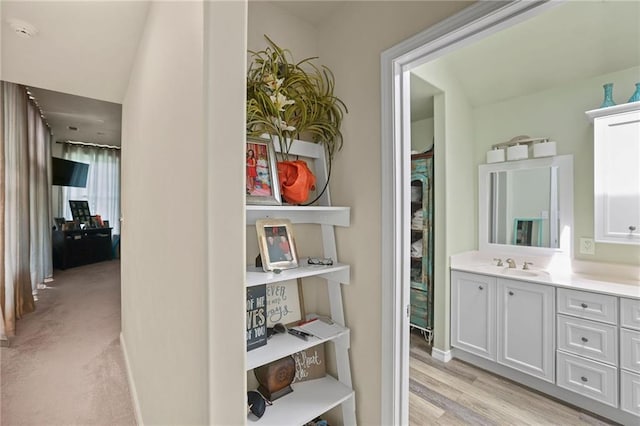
621 370 640 416
497 278 555 382
594 110 640 244
621 328 640 374
451 271 496 361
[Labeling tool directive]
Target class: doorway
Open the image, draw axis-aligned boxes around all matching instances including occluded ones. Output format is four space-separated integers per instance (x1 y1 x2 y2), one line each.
380 2 564 424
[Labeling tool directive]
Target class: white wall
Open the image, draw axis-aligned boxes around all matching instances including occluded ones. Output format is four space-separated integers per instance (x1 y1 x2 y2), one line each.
474 65 640 265
120 3 210 423
314 2 472 424
203 1 247 423
412 59 477 351
411 117 434 152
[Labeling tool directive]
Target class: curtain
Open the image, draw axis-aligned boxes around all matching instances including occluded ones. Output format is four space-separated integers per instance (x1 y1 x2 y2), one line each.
0 81 54 340
28 99 53 296
61 144 120 235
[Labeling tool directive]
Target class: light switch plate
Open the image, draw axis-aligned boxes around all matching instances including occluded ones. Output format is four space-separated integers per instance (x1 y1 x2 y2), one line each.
579 237 595 255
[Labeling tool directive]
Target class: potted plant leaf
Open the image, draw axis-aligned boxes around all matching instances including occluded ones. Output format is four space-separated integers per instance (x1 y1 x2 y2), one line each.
246 35 347 205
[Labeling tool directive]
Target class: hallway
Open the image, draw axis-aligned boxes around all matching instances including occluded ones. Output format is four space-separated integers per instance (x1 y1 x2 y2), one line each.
1 260 135 425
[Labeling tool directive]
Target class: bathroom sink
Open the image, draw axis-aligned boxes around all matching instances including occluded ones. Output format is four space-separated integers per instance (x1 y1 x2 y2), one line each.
502 268 539 277
468 264 548 279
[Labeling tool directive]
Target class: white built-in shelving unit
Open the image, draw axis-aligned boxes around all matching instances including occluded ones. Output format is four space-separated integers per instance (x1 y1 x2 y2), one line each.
245 140 356 425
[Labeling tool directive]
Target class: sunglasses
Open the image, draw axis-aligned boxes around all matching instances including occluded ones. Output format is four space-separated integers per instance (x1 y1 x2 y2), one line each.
247 390 272 418
308 257 334 266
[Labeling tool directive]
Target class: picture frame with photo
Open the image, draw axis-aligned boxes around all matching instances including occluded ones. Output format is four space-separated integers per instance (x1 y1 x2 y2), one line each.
246 138 281 206
256 218 298 271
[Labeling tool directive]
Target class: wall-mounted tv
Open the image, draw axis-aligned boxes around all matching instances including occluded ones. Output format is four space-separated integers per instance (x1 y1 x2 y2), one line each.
52 157 89 188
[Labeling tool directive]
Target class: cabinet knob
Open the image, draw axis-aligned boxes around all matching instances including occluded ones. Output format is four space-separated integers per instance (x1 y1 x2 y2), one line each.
478 285 484 290
581 337 589 343
581 376 588 383
581 303 588 309
630 225 637 233
508 291 514 296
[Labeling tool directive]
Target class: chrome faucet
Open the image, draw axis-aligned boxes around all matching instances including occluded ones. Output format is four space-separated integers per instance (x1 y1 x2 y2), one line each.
523 261 534 270
505 258 517 268
493 258 503 267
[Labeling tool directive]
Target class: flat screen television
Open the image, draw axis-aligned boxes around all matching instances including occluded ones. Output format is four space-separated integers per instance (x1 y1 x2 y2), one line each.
51 157 89 188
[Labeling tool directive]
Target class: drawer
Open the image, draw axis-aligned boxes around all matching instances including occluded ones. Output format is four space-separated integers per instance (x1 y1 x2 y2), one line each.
410 280 428 292
557 288 617 324
621 370 640 417
410 288 429 306
621 298 640 331
410 314 429 329
621 328 640 373
557 315 617 365
556 351 618 407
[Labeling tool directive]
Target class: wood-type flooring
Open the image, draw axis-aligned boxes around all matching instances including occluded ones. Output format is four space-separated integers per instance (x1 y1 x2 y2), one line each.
409 331 617 425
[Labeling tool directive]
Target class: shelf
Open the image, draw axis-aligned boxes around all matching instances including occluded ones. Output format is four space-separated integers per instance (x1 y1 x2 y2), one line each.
246 205 350 227
246 323 349 370
585 101 640 122
246 259 350 287
247 376 354 426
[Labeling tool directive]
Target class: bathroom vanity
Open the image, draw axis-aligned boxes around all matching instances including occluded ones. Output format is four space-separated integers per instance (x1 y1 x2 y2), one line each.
451 252 640 424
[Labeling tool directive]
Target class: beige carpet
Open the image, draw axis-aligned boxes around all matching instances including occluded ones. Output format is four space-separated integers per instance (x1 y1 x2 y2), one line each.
1 260 136 425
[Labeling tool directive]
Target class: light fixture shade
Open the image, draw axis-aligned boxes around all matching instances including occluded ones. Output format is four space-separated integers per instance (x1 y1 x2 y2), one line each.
506 144 528 161
533 141 557 158
486 148 505 163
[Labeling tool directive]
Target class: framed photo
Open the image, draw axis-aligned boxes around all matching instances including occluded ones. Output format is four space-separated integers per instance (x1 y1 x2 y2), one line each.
69 200 91 224
246 138 281 206
256 218 298 271
266 279 305 327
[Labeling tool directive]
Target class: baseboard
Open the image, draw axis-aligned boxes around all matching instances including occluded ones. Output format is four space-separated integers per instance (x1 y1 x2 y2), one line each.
120 332 144 426
431 347 452 362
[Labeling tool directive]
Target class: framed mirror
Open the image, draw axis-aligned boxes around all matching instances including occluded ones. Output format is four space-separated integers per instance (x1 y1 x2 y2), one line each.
479 155 573 256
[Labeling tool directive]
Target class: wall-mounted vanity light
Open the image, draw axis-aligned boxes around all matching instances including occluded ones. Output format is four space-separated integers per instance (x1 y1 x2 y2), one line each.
486 147 505 163
533 140 557 158
486 135 557 164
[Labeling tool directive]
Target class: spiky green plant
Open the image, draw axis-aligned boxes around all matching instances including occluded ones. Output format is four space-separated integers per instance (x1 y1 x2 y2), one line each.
246 36 348 162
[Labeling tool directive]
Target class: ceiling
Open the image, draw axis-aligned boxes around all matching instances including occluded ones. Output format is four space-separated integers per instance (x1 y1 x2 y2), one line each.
1 1 150 146
29 86 122 147
411 0 640 120
4 1 638 142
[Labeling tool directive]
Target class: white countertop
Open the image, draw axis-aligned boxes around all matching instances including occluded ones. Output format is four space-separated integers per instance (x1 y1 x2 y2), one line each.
450 251 640 299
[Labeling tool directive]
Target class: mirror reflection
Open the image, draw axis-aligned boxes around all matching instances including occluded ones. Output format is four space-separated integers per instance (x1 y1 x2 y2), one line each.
488 166 559 248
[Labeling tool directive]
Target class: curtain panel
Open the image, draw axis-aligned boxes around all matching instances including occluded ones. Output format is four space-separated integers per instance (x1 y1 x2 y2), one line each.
61 144 121 236
0 81 53 340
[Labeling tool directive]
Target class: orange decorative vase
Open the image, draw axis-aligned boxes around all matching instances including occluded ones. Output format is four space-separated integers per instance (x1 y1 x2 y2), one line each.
277 160 316 205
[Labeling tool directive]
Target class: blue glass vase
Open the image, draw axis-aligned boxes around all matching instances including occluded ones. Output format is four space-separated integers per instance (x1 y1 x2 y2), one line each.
600 83 616 108
628 83 640 103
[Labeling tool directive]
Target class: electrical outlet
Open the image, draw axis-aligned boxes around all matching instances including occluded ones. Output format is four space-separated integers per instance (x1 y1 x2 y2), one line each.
579 238 595 255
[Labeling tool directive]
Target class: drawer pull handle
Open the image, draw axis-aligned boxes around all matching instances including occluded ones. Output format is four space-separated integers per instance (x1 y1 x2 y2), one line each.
509 291 514 296
581 376 588 383
478 285 483 290
580 303 588 309
581 337 588 343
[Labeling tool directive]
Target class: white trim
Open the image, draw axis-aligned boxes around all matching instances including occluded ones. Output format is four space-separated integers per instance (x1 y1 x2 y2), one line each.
430 348 452 363
120 332 144 426
380 2 560 425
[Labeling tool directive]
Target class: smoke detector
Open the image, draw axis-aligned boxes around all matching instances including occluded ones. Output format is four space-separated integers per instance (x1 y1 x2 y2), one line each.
7 18 38 39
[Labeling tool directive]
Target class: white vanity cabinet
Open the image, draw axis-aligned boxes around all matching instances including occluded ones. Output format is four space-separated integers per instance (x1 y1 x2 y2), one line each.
450 266 640 424
497 278 555 382
450 272 554 381
451 271 496 360
556 288 619 407
586 102 640 245
620 298 640 416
